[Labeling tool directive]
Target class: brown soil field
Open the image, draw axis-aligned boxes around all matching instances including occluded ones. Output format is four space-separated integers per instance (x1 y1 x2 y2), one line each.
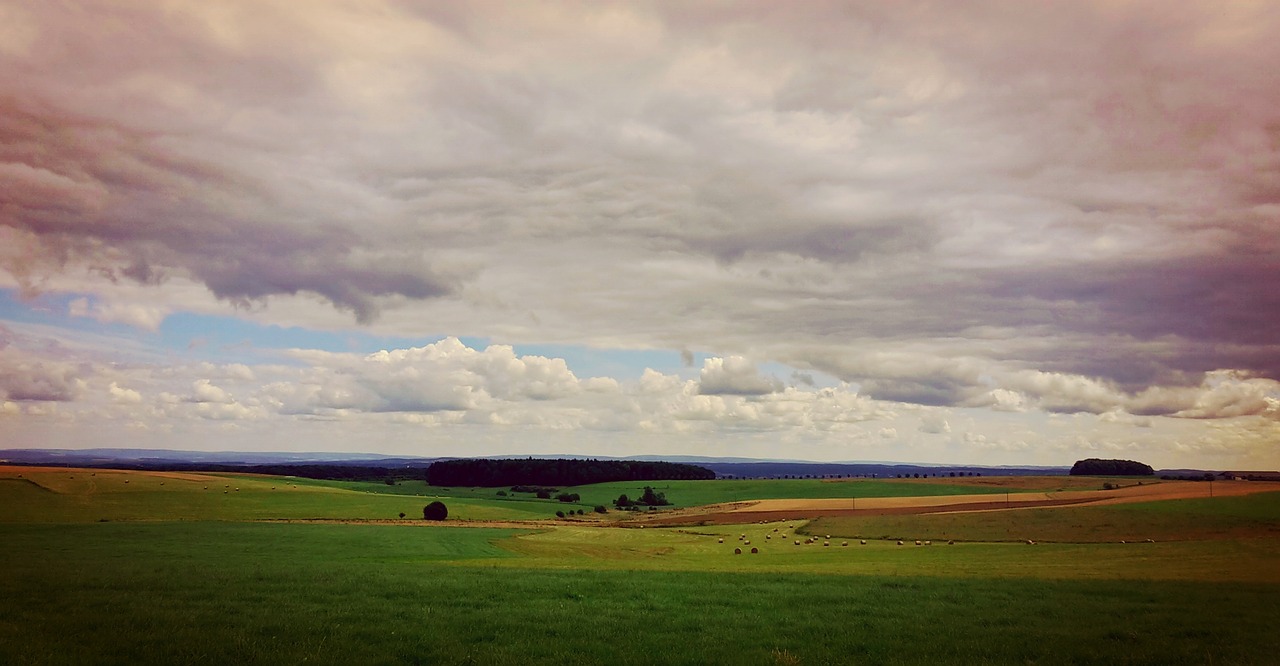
643 480 1280 526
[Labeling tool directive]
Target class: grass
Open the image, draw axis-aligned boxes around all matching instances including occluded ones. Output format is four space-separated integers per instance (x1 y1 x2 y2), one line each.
0 468 554 523
805 491 1280 543
5 468 1278 663
556 477 1024 509
3 522 1278 665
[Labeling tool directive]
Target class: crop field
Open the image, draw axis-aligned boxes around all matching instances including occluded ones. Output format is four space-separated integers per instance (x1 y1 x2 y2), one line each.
3 466 1279 664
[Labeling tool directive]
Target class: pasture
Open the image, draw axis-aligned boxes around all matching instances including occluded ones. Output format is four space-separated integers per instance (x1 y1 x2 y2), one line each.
3 466 1279 664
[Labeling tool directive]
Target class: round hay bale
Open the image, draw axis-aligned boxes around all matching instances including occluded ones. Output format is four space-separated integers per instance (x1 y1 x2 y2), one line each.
826 534 831 539
744 540 751 545
860 540 867 545
734 548 742 555
897 540 903 546
915 540 921 546
773 528 779 532
924 540 931 546
1026 539 1035 545
842 541 848 547
794 540 801 546
823 541 829 547
947 540 954 545
751 547 759 554
765 534 771 539
718 537 724 543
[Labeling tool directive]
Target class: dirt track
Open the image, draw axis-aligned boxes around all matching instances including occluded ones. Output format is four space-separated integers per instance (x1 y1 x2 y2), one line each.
642 480 1280 526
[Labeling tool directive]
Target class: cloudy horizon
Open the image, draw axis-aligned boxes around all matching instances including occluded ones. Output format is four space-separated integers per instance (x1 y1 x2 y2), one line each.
2 1 1278 469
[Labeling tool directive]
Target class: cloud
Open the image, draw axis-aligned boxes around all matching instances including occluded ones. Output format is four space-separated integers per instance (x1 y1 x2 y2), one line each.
2 2 1280 467
919 413 951 435
69 297 167 331
0 346 88 402
697 356 782 396
271 337 582 415
107 382 141 404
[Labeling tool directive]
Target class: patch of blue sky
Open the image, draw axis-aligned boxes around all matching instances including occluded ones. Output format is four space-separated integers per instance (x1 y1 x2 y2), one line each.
2 288 840 386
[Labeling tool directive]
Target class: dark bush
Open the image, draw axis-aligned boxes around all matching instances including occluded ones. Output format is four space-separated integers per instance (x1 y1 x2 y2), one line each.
594 505 607 514
398 512 405 519
496 490 507 496
536 489 552 499
555 510 565 518
555 492 581 503
422 501 448 520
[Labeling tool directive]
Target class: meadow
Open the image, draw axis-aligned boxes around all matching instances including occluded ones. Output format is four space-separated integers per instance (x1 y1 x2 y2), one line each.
3 466 1279 664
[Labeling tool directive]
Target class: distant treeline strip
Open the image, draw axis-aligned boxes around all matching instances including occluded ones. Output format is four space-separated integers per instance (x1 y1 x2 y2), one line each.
425 458 715 487
18 462 430 483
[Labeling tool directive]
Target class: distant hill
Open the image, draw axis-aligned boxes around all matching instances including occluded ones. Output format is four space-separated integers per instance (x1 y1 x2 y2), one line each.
0 447 1227 480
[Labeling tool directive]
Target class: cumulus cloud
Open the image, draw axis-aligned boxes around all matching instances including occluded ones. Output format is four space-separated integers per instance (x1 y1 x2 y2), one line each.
270 338 583 415
697 356 782 396
107 382 142 404
919 413 951 435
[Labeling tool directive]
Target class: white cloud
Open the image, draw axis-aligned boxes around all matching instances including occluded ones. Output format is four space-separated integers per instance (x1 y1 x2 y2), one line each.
107 382 142 404
188 379 233 404
697 356 782 396
69 297 168 331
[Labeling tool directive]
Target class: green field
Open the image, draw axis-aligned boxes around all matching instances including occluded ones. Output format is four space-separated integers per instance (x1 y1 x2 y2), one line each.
556 477 1025 509
4 467 1279 664
3 522 1279 665
806 492 1280 543
0 469 558 523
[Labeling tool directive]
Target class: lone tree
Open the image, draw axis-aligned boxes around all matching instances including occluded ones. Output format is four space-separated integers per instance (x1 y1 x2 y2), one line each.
423 501 448 520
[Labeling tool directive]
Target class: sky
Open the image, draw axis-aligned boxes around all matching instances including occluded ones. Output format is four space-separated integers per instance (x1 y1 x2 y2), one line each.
1 1 1278 469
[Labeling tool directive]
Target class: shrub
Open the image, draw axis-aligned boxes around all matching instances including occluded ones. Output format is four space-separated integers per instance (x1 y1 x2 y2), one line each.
398 512 405 519
496 490 507 496
536 490 552 500
555 510 565 518
422 501 448 520
576 509 583 515
555 492 581 503
594 505 607 514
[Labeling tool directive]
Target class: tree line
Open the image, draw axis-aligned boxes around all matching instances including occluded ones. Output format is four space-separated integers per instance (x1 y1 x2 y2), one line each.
425 458 715 487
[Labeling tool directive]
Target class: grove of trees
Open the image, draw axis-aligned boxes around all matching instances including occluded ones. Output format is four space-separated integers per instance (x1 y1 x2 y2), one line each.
1069 458 1154 476
425 458 714 487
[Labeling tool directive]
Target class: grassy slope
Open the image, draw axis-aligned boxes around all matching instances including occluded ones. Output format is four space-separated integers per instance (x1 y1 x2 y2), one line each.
3 522 1279 665
0 469 552 523
1 469 1073 524
805 491 1280 543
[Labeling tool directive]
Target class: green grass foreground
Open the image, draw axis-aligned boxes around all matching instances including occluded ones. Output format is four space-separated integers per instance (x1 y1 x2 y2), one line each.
3 522 1278 665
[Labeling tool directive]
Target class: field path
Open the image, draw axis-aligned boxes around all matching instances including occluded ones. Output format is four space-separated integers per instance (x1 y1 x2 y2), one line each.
643 480 1280 525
